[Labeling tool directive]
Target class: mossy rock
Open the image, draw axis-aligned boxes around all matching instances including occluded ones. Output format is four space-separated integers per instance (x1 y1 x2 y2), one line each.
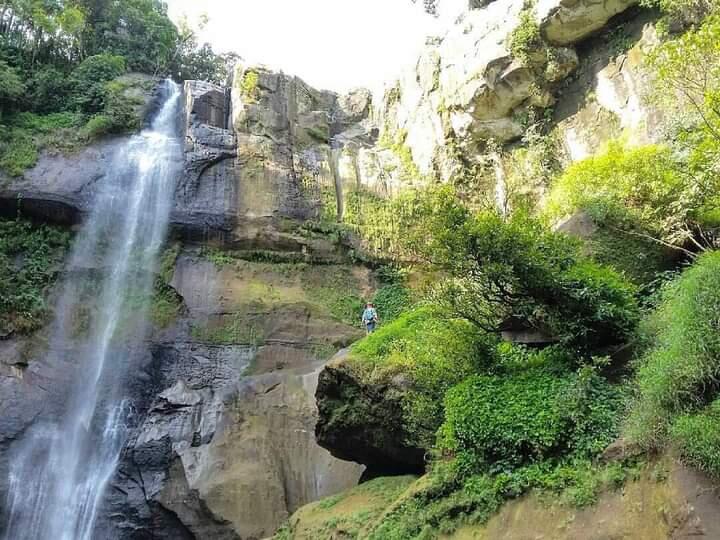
315 351 427 475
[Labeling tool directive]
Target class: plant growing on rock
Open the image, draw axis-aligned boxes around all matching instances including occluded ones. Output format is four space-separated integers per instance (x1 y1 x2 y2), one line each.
411 188 639 354
545 139 719 258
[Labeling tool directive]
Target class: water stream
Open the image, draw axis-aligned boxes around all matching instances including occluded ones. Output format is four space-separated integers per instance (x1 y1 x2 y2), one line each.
4 80 182 540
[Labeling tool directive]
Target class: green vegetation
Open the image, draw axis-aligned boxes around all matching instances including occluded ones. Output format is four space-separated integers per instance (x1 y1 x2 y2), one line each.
275 476 417 540
412 188 638 353
363 458 633 539
508 7 543 65
640 0 719 29
545 141 706 247
191 313 265 346
0 218 71 335
351 308 489 449
626 251 720 450
239 69 260 103
150 244 182 328
440 360 626 472
378 128 424 182
0 0 233 176
670 399 720 476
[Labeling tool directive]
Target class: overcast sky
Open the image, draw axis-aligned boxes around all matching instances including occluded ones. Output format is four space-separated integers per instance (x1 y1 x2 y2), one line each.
165 0 465 93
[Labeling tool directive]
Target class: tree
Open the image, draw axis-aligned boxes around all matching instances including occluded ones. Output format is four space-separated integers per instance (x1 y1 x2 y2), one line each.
0 59 25 118
407 187 638 353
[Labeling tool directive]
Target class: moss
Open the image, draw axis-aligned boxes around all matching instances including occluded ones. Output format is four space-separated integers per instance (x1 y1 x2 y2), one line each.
585 225 675 286
378 127 424 182
198 249 370 327
191 312 265 345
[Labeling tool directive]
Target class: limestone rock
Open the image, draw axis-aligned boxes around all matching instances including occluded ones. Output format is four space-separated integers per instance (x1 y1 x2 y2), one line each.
371 0 642 184
554 16 665 162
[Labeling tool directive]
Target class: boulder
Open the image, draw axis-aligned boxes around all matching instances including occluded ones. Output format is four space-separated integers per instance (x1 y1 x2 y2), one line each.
315 351 427 475
537 0 640 46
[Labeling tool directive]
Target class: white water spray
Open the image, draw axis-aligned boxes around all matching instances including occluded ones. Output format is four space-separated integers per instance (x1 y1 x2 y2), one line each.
4 80 182 540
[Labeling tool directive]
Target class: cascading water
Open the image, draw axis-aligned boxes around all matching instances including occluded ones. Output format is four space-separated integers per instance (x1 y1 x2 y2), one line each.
4 80 182 540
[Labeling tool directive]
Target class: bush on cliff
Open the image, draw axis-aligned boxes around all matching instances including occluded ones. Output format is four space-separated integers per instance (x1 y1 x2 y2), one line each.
627 251 720 452
413 190 639 354
670 398 720 477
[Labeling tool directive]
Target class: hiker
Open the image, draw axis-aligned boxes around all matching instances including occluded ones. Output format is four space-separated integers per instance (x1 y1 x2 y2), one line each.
361 302 379 334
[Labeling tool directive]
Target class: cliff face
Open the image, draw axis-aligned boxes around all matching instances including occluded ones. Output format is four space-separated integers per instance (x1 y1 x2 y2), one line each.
0 0 699 538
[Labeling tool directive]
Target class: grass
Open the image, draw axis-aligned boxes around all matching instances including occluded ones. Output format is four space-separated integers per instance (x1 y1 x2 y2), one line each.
274 476 417 539
626 251 720 451
363 458 639 539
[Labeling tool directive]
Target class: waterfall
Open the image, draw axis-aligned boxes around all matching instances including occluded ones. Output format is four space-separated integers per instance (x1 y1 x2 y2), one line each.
3 80 182 540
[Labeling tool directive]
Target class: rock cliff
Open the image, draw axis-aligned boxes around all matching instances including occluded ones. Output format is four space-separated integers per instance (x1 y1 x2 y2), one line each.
0 0 697 538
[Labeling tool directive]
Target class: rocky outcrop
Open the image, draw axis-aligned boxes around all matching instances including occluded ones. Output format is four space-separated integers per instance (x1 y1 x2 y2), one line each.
315 351 426 475
370 0 644 182
555 12 665 162
0 247 368 539
110 346 363 540
0 74 160 225
537 0 639 45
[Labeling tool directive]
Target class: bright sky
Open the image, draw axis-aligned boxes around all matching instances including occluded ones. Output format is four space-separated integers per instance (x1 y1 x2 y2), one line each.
166 0 466 93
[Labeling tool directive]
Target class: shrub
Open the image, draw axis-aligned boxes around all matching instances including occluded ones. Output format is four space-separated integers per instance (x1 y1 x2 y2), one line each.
440 368 575 470
81 115 114 139
103 79 145 132
544 141 693 245
0 60 26 117
419 202 639 354
27 67 73 114
239 69 260 103
0 112 85 175
372 282 412 322
509 9 543 64
626 251 720 448
71 54 127 113
0 129 38 177
440 360 624 472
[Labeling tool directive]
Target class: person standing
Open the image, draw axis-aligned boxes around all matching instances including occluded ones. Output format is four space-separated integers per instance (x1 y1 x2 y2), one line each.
361 302 379 334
